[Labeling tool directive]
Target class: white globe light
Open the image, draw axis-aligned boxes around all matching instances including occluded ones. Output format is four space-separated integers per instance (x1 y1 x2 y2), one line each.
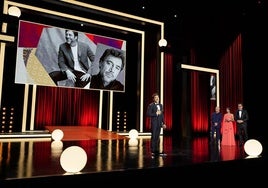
158 39 167 47
51 129 64 141
244 139 263 157
60 146 87 173
8 6 21 17
129 129 138 139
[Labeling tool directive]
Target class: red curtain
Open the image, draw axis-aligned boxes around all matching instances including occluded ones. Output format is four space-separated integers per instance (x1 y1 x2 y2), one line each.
34 34 242 134
190 49 210 133
144 57 158 131
34 87 99 129
190 33 243 133
144 53 173 131
219 33 243 134
163 54 173 130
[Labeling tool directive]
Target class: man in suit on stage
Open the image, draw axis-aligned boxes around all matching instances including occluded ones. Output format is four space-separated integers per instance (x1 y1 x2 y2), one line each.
146 93 166 157
234 103 249 146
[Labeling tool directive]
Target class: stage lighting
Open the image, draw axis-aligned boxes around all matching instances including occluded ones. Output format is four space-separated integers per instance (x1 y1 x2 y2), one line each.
244 139 263 157
51 129 64 141
129 129 138 139
158 38 167 47
60 146 87 173
8 6 21 17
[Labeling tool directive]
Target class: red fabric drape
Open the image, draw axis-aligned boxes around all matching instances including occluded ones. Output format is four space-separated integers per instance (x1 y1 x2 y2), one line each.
34 33 243 134
144 57 157 131
190 49 210 132
34 87 99 129
219 33 243 134
190 34 243 134
163 54 173 130
144 53 173 131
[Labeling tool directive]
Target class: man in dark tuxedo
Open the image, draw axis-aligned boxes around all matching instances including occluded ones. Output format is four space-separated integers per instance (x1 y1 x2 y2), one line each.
57 29 95 88
234 103 249 146
146 93 166 157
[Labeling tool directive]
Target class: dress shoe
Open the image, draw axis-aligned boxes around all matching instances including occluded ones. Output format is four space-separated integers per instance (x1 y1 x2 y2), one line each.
159 152 167 157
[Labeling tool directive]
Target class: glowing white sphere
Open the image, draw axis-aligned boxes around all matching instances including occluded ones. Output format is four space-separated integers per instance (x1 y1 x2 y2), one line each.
129 129 138 139
8 6 21 17
60 146 87 173
244 139 263 156
51 129 64 141
158 39 167 47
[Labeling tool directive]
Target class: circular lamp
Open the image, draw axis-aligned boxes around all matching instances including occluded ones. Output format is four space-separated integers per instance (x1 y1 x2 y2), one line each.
158 39 167 47
129 129 138 139
60 146 87 173
51 129 64 141
244 139 263 157
8 6 21 17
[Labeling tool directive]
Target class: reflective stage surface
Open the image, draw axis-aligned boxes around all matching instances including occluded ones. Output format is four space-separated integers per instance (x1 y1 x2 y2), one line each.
0 133 266 187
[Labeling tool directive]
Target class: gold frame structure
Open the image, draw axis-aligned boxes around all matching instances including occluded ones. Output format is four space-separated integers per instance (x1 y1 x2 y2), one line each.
181 64 220 107
0 0 165 133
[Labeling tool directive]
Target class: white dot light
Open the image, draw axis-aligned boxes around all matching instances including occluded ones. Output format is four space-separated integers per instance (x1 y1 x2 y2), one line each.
51 129 64 141
129 129 138 139
8 6 21 17
60 146 87 173
158 39 167 47
244 139 263 157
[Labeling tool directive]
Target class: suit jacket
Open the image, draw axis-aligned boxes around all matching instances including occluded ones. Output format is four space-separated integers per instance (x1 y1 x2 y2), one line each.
146 102 165 127
211 112 223 127
234 109 249 126
58 41 95 73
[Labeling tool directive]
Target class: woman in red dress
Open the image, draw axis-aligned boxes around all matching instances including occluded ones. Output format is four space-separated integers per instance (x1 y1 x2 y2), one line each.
221 107 236 146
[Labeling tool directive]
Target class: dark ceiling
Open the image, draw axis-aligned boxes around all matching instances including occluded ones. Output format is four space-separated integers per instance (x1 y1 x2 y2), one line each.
3 0 265 67
79 0 266 65
82 0 266 35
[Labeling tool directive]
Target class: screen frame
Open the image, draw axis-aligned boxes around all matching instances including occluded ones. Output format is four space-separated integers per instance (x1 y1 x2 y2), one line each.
15 20 127 92
2 0 164 133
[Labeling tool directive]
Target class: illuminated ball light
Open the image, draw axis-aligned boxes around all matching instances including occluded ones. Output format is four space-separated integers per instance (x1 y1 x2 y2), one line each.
51 129 64 141
8 6 21 17
244 139 263 157
60 146 87 173
158 39 167 47
128 129 139 139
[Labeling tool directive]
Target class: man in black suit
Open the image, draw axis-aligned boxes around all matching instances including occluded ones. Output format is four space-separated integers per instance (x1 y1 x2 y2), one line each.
234 103 249 146
146 93 166 157
57 29 95 88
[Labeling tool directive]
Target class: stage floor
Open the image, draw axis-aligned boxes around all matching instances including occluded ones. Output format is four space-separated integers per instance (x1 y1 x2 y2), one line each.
0 127 266 186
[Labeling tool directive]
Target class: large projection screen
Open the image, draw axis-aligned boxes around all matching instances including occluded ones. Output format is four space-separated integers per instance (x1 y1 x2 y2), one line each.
15 20 126 92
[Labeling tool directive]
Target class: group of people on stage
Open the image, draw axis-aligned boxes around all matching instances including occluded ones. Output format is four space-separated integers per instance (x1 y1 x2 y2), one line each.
211 103 249 146
147 92 250 159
